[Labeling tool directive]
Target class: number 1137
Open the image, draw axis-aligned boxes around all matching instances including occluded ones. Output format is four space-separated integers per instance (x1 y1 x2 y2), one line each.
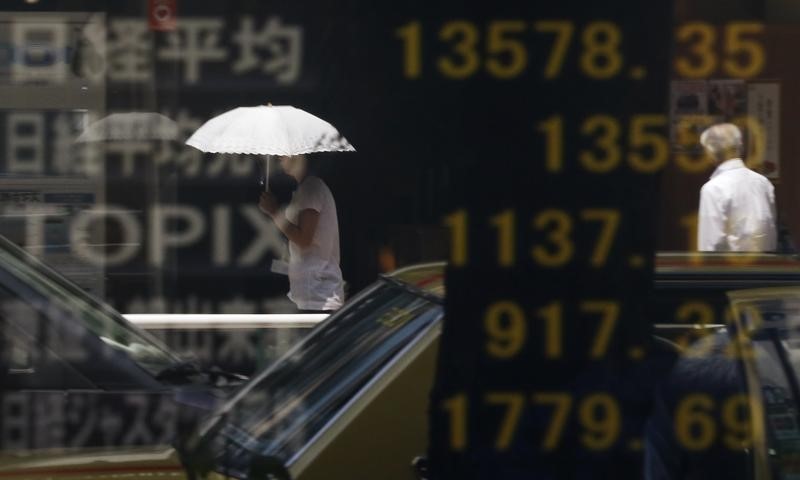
445 208 621 268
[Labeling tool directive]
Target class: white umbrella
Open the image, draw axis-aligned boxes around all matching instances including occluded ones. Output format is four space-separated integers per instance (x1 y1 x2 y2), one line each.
185 105 355 191
76 112 180 142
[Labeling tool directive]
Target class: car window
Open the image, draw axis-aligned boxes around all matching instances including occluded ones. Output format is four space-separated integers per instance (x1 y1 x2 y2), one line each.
2 315 96 391
194 280 442 475
0 236 180 377
0 278 165 391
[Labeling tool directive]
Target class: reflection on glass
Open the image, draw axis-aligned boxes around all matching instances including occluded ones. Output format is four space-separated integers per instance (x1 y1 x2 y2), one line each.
732 295 800 479
194 279 442 476
0 234 178 376
697 123 777 253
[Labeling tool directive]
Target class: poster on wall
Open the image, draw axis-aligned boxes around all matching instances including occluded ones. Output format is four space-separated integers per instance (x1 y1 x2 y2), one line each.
670 80 708 116
670 80 711 154
748 82 781 180
708 79 747 118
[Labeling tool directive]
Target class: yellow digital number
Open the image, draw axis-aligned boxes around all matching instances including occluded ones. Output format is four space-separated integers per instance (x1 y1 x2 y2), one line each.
485 301 527 359
490 209 516 267
580 115 622 173
402 20 756 82
532 209 574 267
675 22 718 78
534 20 574 79
721 394 752 450
581 209 620 268
628 115 669 173
395 21 422 79
733 114 767 171
437 21 481 79
537 115 564 173
676 22 765 79
539 115 670 175
485 20 528 79
442 394 468 451
674 115 715 173
579 393 622 450
674 394 754 452
723 22 765 78
537 301 563 359
444 210 468 267
674 152 712 175
674 301 715 354
580 21 624 79
676 301 715 326
675 394 716 451
581 301 620 358
532 392 573 451
446 208 623 269
485 392 525 451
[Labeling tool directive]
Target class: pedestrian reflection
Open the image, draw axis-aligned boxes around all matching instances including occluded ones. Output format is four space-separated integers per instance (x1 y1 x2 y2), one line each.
697 123 777 252
644 331 750 480
258 155 344 313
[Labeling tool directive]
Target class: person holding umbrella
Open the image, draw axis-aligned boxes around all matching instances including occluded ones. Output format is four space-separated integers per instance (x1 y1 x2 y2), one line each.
185 104 355 313
258 154 344 313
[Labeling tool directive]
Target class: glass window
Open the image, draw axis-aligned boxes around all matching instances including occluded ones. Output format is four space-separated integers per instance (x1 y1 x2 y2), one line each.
0 235 179 381
2 312 96 390
194 278 442 475
2 1 800 479
729 293 800 479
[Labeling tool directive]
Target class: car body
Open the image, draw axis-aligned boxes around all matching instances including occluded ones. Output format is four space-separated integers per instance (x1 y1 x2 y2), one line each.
180 262 445 480
0 235 238 476
6 254 800 479
179 255 800 480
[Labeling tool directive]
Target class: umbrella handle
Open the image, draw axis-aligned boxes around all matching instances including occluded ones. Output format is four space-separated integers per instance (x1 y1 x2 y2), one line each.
264 156 270 192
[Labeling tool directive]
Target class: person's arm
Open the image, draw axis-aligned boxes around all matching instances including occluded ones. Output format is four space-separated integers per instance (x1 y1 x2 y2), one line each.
273 208 320 248
697 185 728 251
259 192 320 248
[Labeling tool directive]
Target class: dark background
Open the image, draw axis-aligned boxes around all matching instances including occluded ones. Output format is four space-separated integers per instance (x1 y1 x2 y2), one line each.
0 0 780 315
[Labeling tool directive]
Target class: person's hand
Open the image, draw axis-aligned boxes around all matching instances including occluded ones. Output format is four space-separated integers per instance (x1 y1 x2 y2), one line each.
259 192 279 216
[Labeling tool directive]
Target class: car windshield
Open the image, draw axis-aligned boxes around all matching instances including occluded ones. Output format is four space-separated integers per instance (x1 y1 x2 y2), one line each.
0 235 179 377
196 277 442 475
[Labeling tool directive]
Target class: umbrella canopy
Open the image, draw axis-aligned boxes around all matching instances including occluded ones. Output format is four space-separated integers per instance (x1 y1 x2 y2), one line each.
184 105 355 156
76 112 180 142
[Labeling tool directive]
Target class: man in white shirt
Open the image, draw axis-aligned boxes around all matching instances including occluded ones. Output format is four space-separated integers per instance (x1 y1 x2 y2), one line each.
697 123 777 252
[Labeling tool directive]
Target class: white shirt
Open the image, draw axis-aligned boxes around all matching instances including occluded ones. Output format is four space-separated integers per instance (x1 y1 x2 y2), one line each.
698 158 777 252
283 176 344 310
